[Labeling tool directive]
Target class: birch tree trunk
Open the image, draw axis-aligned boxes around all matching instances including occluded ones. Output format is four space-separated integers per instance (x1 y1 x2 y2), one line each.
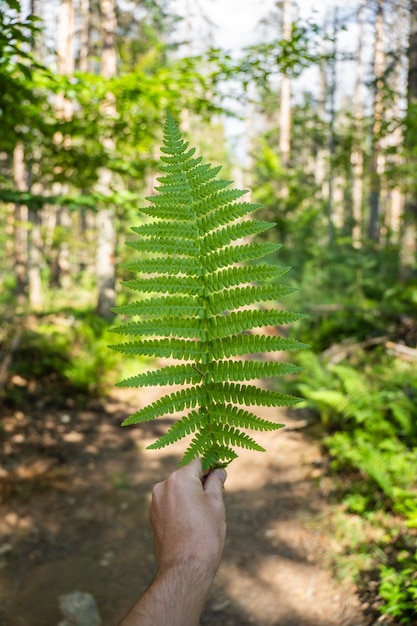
279 0 292 170
368 0 385 243
26 0 44 309
28 206 44 310
351 0 365 247
96 0 117 319
400 0 417 279
78 0 91 72
50 0 75 289
13 143 28 302
326 6 338 246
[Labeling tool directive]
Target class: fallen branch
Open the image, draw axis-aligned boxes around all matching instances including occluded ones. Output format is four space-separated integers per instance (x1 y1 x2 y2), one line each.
386 341 417 362
322 336 388 364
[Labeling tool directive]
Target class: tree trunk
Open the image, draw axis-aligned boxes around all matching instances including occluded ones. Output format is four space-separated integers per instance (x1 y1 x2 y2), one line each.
13 143 28 302
351 0 365 247
279 0 292 170
49 0 75 289
28 207 44 310
56 0 74 121
78 0 91 72
326 6 338 246
400 0 417 279
368 0 385 243
96 0 117 320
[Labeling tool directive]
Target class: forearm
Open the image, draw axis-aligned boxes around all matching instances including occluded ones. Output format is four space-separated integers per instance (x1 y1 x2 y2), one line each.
119 559 215 626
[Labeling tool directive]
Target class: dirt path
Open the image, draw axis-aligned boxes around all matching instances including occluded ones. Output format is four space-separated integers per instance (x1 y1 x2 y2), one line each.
0 390 369 626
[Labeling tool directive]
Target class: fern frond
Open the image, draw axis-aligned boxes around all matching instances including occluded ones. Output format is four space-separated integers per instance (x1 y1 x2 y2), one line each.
204 242 282 272
113 295 203 318
210 309 307 339
112 112 307 469
120 257 201 276
111 338 205 361
121 276 201 295
209 404 284 431
126 236 199 257
207 284 297 315
197 200 261 230
116 364 203 388
147 411 202 449
209 264 290 291
109 317 204 340
200 220 274 254
121 387 204 426
182 446 238 469
131 221 198 240
210 424 266 451
210 360 302 383
210 334 309 359
211 382 301 408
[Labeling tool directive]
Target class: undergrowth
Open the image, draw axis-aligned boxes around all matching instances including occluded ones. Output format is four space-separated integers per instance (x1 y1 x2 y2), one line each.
292 334 417 624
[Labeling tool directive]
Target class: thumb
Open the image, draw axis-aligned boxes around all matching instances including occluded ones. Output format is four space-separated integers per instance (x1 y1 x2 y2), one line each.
204 467 227 497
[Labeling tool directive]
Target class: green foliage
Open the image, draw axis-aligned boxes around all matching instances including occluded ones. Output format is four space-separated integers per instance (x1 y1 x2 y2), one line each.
111 113 307 469
296 350 417 525
294 343 417 625
0 0 51 151
379 548 417 624
5 311 120 399
297 351 416 480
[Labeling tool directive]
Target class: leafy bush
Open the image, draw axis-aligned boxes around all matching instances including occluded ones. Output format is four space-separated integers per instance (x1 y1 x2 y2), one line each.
379 548 417 624
5 311 121 399
296 351 417 510
294 347 417 624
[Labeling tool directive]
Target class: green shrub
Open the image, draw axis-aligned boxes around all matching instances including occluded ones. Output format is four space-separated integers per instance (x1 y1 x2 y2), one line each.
379 549 417 624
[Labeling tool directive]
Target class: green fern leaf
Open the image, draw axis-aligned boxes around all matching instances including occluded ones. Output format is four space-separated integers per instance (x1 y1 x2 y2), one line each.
147 411 202 449
116 364 202 388
111 112 307 469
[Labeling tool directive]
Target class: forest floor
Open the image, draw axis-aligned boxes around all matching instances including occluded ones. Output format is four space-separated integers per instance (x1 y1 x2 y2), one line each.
0 381 391 626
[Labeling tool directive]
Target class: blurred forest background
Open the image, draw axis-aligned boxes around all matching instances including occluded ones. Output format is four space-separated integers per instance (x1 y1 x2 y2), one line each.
0 0 416 624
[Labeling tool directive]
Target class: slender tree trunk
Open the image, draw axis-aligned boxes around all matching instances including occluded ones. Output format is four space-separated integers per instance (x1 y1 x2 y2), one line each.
368 0 385 243
28 207 44 310
279 0 292 170
315 63 327 194
327 6 338 246
400 0 417 279
56 0 74 121
96 0 117 319
351 0 365 247
79 0 91 72
50 0 75 289
13 143 28 302
383 43 405 246
26 0 44 309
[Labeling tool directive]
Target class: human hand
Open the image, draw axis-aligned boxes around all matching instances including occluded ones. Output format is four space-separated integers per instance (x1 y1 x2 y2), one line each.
149 458 227 578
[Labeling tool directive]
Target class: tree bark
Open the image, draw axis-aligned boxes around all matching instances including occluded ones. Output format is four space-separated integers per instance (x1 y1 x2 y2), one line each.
279 0 292 170
12 144 29 302
78 0 91 72
96 0 117 320
351 0 365 247
28 207 44 310
368 0 385 243
326 5 338 246
49 0 75 289
400 0 417 279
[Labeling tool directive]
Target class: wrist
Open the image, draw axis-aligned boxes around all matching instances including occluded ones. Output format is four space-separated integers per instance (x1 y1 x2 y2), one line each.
157 555 217 592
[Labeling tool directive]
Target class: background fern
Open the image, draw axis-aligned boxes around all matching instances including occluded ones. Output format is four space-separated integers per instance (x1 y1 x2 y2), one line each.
110 112 307 469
